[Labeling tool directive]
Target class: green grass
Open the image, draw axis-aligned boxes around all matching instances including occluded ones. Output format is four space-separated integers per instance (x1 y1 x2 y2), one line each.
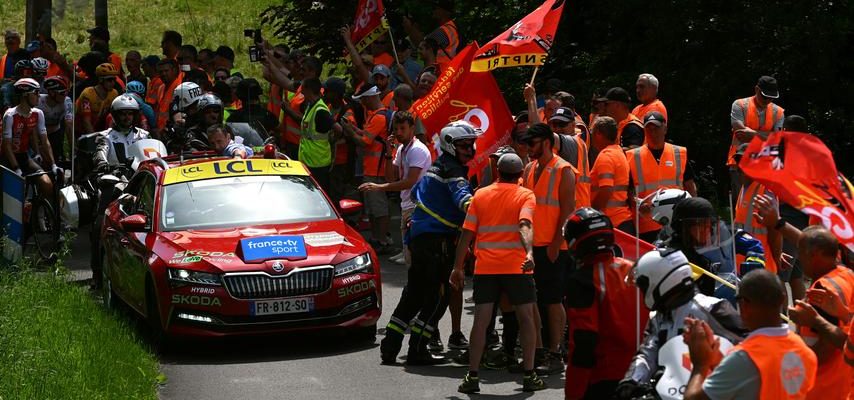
0 269 162 400
1 0 280 80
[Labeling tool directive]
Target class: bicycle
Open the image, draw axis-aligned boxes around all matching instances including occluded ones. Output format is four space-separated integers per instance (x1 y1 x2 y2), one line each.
22 170 64 263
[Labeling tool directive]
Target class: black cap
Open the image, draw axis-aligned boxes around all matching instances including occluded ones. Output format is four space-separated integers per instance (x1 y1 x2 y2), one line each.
323 77 347 97
143 55 160 66
643 111 666 126
596 87 631 104
757 76 779 99
519 122 553 143
549 107 575 123
87 26 110 42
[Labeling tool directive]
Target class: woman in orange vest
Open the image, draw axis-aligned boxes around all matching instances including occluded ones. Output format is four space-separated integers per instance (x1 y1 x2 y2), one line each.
683 269 817 400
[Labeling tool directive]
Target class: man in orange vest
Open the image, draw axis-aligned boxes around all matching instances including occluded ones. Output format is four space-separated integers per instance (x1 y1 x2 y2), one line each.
794 225 854 400
152 59 183 136
597 87 643 150
733 145 783 273
519 122 576 375
632 73 668 122
628 111 697 242
451 152 546 394
402 0 459 67
589 116 633 232
728 75 785 201
1 29 22 82
683 269 817 400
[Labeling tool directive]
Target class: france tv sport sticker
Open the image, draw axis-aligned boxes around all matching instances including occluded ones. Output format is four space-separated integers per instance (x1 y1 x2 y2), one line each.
241 236 307 262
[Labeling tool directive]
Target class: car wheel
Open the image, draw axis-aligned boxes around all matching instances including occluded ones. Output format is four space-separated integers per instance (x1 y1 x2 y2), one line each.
101 252 117 309
145 276 169 350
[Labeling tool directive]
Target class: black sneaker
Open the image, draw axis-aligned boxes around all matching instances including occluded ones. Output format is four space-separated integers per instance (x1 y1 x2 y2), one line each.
486 330 500 347
448 331 469 350
451 350 469 366
458 373 481 394
482 349 510 370
522 372 547 392
406 351 447 366
428 334 444 353
381 353 398 365
507 357 525 374
535 352 565 376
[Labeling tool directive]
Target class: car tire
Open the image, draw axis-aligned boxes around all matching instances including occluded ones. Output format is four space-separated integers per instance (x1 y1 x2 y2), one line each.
101 251 117 309
356 323 377 343
145 276 170 350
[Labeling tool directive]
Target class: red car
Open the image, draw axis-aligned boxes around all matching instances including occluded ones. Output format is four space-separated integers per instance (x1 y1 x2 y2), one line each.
100 155 381 338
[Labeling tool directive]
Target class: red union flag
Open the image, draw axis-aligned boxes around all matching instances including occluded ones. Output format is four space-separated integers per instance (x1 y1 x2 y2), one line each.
471 0 566 72
350 0 388 53
739 131 854 252
411 43 514 178
614 229 655 262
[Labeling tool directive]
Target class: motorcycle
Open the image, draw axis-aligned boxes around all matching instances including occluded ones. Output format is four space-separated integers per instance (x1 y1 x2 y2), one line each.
635 335 734 400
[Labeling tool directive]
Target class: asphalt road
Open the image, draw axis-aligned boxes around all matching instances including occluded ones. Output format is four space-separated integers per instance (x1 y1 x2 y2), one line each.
65 226 566 400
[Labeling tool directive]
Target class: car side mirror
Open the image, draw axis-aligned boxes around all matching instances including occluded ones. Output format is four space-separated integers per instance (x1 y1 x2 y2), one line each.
338 199 363 216
120 213 148 232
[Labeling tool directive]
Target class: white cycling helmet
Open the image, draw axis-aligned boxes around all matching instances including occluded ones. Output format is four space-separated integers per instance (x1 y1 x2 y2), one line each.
111 94 140 111
651 189 692 227
173 82 203 109
439 120 481 156
634 249 694 310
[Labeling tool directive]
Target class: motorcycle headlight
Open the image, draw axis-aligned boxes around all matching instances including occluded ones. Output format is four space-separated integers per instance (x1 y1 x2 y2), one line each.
168 268 222 286
334 254 373 276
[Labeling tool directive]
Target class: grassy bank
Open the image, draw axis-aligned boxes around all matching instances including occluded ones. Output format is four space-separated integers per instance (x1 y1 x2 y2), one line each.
0 269 161 400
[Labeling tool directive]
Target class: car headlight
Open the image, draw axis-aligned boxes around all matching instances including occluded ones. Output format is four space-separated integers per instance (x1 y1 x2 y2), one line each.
168 268 222 286
334 254 373 276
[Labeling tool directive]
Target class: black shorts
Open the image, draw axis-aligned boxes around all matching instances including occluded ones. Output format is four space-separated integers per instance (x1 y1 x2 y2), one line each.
472 274 537 305
533 246 568 304
3 153 43 175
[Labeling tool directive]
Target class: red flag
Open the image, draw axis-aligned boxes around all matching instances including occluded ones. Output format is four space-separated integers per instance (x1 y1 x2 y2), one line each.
739 131 854 252
350 0 389 53
411 43 514 178
614 229 655 262
471 0 566 72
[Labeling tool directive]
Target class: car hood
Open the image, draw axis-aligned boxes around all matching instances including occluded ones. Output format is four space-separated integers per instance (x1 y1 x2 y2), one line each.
153 219 367 273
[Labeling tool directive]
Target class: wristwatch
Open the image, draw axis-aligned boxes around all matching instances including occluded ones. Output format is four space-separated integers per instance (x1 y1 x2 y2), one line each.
773 218 786 230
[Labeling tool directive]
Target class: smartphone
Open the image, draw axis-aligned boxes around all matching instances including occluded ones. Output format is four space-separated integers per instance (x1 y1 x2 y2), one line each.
248 45 266 63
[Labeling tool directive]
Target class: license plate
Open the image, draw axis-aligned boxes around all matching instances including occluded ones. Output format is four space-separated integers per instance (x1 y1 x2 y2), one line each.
250 297 314 316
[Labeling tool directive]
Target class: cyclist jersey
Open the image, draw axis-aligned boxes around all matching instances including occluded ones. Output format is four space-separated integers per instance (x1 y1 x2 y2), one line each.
76 86 118 132
3 106 46 154
37 94 73 133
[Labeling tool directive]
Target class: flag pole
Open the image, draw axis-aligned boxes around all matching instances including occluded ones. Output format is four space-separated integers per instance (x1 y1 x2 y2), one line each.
385 15 401 66
529 66 539 86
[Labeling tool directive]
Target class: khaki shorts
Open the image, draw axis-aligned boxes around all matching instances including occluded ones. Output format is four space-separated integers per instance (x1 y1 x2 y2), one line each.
363 176 389 217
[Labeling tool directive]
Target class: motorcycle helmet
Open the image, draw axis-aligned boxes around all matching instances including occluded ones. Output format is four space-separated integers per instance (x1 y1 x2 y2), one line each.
439 120 480 156
173 82 203 110
564 207 614 259
634 248 694 310
197 93 223 111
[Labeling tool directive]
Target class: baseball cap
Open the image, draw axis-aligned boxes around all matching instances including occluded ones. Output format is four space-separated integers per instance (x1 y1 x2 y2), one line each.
489 145 516 159
643 111 666 127
323 77 347 97
371 64 391 78
143 55 160 66
757 76 779 99
549 107 575 123
497 153 524 174
596 87 632 104
519 122 553 143
4 29 21 40
352 85 380 99
25 40 40 53
87 26 110 42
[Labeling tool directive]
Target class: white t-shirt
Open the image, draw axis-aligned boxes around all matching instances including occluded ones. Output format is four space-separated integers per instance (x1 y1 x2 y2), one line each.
37 94 73 132
393 138 431 211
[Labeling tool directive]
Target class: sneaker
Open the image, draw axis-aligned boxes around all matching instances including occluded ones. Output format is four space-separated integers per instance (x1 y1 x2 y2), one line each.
448 331 469 350
451 350 469 366
482 349 510 370
406 351 447 366
506 357 524 373
428 334 444 353
535 352 565 376
522 372 547 392
458 373 481 394
465 296 475 304
486 330 500 347
388 251 404 261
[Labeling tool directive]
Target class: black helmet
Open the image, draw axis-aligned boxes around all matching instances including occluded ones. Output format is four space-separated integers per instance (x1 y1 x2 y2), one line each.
670 197 716 233
564 207 614 259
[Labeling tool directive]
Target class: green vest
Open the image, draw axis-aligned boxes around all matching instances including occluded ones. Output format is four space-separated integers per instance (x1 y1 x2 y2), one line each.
298 98 332 168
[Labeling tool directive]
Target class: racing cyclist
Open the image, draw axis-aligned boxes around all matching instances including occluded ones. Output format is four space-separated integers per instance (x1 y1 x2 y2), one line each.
1 60 35 111
38 76 73 163
2 78 61 196
30 57 50 84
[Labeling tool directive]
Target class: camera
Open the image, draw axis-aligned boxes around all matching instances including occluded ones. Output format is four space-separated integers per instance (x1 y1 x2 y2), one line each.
244 29 265 63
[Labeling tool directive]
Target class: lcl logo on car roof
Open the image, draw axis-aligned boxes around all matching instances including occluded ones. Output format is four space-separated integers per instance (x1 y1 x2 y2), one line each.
271 261 285 273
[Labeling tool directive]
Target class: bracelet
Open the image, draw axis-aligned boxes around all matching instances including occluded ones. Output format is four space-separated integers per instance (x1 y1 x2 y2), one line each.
774 219 786 230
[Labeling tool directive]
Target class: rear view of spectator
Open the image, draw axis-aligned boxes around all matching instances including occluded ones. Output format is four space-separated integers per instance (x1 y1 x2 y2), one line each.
226 78 278 134
161 30 182 60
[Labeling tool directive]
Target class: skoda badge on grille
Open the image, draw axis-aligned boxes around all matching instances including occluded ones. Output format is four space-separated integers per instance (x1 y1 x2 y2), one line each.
271 261 284 273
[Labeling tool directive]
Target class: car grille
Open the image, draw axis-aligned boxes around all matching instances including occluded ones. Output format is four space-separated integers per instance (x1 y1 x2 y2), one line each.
223 267 333 300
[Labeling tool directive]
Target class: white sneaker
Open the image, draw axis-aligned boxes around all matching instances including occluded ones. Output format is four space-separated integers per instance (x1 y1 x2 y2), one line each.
388 251 404 261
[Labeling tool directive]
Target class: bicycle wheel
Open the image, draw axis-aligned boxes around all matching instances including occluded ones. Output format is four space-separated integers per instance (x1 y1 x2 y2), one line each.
30 197 59 262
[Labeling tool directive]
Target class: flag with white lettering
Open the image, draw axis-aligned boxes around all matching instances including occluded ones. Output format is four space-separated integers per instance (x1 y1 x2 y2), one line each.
351 0 389 53
471 0 566 72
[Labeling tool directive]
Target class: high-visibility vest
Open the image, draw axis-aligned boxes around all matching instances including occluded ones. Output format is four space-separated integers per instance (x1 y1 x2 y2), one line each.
298 98 332 168
108 53 124 82
727 96 784 166
627 143 687 233
462 182 536 275
631 99 668 122
361 107 389 177
282 86 304 146
733 331 817 399
523 155 573 248
734 181 778 273
800 266 854 400
617 113 643 147
155 73 183 129
0 54 6 80
591 144 632 227
331 105 354 166
435 20 460 65
574 114 590 147
267 83 284 119
554 134 591 208
145 77 163 106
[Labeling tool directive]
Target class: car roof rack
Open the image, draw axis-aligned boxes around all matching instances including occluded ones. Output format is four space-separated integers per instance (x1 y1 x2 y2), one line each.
160 151 221 165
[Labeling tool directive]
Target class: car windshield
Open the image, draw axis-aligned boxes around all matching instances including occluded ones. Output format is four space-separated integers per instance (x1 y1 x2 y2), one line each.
160 175 335 231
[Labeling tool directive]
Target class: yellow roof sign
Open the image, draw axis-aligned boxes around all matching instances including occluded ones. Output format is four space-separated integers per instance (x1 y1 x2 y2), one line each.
162 159 309 185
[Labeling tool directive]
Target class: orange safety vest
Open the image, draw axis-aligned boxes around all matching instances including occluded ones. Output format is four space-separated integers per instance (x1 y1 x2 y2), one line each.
145 76 163 106
627 143 687 233
46 62 66 80
108 53 124 82
631 99 668 122
361 107 389 177
381 91 394 109
332 105 355 165
554 135 591 208
0 54 6 80
591 144 632 227
734 330 817 399
282 86 304 146
523 155 573 248
734 181 778 273
617 114 644 147
574 114 590 146
728 96 784 166
435 20 460 66
267 83 284 119
463 182 536 275
801 266 854 400
155 72 184 129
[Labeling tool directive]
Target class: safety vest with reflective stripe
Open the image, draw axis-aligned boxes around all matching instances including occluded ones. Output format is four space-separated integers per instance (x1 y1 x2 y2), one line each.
627 143 687 233
734 181 778 273
727 96 784 166
463 183 536 275
617 113 643 148
0 54 8 80
733 330 817 400
155 73 183 129
800 266 854 400
554 134 591 208
361 107 389 177
298 98 332 168
591 145 632 227
435 20 460 66
282 85 304 146
267 83 284 119
523 155 573 248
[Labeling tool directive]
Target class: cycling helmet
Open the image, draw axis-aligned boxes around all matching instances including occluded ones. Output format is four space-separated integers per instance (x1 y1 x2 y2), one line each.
439 120 481 156
31 57 50 74
95 63 119 77
564 207 614 259
125 80 146 96
13 78 40 94
43 76 69 92
173 82 202 109
111 94 140 112
197 93 223 111
650 189 692 228
14 59 33 74
634 249 694 310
